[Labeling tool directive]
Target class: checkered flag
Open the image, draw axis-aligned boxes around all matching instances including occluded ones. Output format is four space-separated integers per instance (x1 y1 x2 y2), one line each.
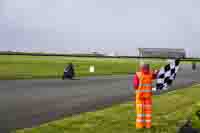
155 59 180 90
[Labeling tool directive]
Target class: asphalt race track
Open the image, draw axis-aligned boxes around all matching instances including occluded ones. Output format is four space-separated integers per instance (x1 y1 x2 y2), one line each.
0 64 200 133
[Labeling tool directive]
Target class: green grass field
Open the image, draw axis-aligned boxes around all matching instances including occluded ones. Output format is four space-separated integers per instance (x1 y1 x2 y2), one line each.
0 55 164 80
14 84 200 133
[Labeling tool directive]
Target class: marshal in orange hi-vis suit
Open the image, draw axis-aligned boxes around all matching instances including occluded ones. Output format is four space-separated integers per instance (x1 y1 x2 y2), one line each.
133 64 158 129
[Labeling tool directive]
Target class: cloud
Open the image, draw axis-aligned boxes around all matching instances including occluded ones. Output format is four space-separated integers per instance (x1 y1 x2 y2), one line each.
0 0 200 56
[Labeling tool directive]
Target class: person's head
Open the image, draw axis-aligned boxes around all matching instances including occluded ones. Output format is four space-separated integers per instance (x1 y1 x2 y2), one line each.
140 64 150 74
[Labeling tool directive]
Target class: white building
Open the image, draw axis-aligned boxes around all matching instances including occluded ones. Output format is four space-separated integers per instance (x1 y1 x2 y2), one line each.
107 52 118 57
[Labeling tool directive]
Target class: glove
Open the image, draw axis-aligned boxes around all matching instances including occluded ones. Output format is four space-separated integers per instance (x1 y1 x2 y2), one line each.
154 70 159 74
152 87 156 92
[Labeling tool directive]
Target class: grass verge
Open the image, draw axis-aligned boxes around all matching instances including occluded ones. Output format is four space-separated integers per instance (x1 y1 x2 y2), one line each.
0 55 163 80
14 84 200 133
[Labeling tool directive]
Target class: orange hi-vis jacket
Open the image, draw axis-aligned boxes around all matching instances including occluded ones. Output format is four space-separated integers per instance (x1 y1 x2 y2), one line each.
136 72 153 99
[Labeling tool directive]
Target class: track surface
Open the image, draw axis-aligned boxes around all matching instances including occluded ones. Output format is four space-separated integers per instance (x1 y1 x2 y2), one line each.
0 64 199 133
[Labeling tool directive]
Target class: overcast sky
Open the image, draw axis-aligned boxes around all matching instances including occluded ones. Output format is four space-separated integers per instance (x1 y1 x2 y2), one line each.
1 0 200 56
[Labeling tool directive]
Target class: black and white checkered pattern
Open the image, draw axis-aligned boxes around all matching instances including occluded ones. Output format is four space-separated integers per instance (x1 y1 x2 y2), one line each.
156 59 180 90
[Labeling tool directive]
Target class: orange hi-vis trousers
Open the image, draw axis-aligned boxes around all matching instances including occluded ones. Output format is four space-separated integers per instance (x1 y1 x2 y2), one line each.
136 97 152 128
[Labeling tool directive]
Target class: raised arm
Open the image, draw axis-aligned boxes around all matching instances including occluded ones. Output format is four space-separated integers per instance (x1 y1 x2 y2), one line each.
152 70 159 79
